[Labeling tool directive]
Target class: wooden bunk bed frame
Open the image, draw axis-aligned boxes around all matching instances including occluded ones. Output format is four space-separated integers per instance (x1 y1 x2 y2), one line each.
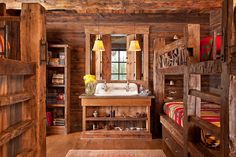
154 5 236 155
0 3 46 157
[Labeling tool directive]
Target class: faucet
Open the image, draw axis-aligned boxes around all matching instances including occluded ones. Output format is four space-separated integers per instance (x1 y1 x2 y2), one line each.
103 80 108 92
125 81 130 92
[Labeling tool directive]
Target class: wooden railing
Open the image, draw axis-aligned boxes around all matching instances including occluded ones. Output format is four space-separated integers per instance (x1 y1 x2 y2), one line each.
158 38 187 68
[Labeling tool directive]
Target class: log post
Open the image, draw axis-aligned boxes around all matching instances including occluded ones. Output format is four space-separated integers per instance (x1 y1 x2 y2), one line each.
20 3 46 157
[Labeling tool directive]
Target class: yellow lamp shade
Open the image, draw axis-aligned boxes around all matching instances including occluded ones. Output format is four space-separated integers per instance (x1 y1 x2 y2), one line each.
92 39 105 52
128 40 141 51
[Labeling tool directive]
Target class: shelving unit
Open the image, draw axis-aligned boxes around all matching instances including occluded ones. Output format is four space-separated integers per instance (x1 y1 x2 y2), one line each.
79 95 154 139
46 44 70 135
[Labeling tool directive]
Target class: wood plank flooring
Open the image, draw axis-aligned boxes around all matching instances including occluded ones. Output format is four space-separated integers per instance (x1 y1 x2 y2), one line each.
46 132 163 157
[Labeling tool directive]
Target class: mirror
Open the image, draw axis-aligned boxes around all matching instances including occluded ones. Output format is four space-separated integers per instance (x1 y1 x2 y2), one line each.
85 25 149 85
90 34 144 81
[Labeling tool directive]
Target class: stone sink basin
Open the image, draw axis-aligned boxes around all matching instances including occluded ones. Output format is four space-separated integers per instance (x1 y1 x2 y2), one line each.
94 83 138 96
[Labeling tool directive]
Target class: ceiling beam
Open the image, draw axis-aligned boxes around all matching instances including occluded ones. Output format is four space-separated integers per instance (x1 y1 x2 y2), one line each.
46 12 209 24
2 0 222 14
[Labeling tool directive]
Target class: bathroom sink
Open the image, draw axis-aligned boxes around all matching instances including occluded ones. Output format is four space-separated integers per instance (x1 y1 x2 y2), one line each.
94 83 138 96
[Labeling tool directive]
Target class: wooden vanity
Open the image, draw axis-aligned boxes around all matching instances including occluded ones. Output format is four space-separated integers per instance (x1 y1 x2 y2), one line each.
79 94 154 139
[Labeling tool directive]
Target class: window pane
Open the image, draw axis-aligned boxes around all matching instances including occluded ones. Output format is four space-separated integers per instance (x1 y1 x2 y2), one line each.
120 51 127 62
111 51 118 62
119 63 126 73
111 75 118 80
120 75 127 80
111 63 118 73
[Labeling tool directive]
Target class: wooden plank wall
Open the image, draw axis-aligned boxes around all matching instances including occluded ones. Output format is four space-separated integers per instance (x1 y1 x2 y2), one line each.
210 8 222 34
46 13 211 133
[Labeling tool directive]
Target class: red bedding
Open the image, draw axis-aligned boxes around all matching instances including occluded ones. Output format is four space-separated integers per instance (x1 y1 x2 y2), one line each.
163 101 220 127
200 36 222 62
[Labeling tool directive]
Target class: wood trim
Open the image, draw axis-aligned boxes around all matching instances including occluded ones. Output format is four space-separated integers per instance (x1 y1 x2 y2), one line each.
0 59 36 75
157 65 186 75
0 16 20 21
0 120 33 146
81 98 152 106
189 60 222 74
189 116 221 139
0 92 33 107
85 25 150 35
85 33 91 74
189 89 221 104
160 115 184 146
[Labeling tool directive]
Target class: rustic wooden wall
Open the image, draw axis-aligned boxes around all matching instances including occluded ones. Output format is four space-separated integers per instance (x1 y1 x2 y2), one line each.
46 12 211 133
210 8 222 34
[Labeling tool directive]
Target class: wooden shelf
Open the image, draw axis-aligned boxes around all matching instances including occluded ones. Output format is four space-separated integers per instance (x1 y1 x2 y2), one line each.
46 44 70 135
48 84 65 88
47 64 65 68
47 104 65 108
86 116 148 121
81 129 151 139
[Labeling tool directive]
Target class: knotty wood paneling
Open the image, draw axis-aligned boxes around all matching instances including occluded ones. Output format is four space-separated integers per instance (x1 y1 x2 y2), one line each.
46 13 210 133
210 9 222 34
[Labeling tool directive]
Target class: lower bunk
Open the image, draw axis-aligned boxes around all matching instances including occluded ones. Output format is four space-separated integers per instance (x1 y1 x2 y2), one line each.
161 101 221 157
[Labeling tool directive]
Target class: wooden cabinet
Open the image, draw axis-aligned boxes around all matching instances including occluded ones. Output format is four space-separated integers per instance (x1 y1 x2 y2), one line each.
46 44 70 135
79 95 154 139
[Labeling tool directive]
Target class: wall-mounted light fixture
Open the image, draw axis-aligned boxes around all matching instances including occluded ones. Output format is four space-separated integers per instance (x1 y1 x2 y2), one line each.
128 24 141 52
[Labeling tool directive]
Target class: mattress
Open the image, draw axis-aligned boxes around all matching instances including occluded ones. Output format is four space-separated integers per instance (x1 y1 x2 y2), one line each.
163 101 221 148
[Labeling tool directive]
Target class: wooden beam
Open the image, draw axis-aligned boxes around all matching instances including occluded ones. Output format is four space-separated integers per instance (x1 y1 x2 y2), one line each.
160 115 184 146
0 16 20 21
0 59 36 75
46 12 210 24
189 60 222 75
188 141 220 157
0 120 33 146
189 116 221 139
158 38 184 56
20 3 47 157
0 92 33 107
157 65 186 75
189 89 221 104
5 0 222 14
0 3 6 16
16 149 34 157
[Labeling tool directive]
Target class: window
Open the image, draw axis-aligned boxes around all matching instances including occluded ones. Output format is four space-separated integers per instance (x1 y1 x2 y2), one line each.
111 50 127 80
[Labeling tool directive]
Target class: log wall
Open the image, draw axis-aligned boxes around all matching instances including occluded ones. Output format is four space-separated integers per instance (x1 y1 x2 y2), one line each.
46 12 211 133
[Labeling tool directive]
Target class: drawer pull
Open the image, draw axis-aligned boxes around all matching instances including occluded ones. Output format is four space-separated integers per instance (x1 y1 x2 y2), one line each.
175 150 179 153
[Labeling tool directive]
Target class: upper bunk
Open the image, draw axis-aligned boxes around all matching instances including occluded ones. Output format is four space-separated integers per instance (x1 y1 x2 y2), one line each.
156 24 223 76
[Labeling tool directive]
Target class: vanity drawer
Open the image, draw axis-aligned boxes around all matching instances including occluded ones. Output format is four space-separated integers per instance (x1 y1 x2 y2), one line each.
162 127 184 157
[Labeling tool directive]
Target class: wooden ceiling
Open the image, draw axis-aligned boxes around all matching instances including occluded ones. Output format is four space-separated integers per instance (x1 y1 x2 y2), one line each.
3 0 222 14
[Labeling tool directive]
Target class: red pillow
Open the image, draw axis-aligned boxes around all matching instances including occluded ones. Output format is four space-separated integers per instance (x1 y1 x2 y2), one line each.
200 36 221 61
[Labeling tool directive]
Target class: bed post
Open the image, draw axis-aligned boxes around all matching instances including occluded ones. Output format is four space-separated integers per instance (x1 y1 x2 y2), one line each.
20 3 47 157
153 38 165 137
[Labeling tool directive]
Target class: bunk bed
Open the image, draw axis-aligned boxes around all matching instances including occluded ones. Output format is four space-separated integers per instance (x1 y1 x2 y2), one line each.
155 23 230 157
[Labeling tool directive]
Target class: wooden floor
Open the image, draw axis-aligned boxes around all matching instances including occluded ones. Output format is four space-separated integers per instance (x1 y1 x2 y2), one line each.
46 132 163 157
